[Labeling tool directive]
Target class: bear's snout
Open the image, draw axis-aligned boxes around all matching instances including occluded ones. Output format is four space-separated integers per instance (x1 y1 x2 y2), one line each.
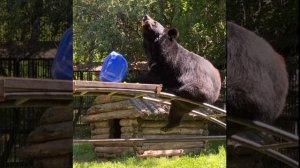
143 15 151 21
142 15 154 27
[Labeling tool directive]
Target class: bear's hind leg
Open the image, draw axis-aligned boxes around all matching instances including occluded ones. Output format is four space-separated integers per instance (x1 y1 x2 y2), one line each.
177 84 210 103
161 100 198 132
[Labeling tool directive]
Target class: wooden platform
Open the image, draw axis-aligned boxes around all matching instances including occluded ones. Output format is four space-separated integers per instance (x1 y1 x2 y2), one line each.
0 77 73 107
0 78 163 107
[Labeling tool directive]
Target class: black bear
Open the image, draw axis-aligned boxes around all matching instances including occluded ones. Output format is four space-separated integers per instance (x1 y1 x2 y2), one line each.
141 15 221 131
227 22 289 125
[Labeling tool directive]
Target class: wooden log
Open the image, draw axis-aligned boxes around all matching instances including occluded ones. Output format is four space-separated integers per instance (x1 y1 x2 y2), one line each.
121 126 139 133
39 106 72 125
121 133 142 139
91 128 110 135
119 119 139 127
139 148 201 157
91 134 110 139
94 147 134 154
93 95 128 105
93 141 143 147
121 133 133 139
92 121 111 128
140 120 206 128
142 134 207 139
141 113 208 121
87 100 134 114
17 139 72 160
142 134 201 139
33 154 71 168
142 128 204 135
95 152 120 158
82 109 140 122
27 121 73 143
141 142 205 150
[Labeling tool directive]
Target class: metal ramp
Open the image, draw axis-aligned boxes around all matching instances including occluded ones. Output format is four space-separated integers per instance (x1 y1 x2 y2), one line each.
228 117 299 168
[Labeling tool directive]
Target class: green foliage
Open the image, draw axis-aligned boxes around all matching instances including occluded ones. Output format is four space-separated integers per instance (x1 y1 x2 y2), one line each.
0 0 72 58
0 0 72 42
227 0 298 71
74 0 226 69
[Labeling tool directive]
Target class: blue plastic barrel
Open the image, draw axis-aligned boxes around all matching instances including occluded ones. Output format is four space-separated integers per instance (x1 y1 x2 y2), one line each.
100 51 128 82
51 28 73 80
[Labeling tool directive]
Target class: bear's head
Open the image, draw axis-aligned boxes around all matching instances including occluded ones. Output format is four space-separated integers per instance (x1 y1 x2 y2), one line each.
156 28 179 52
142 15 165 42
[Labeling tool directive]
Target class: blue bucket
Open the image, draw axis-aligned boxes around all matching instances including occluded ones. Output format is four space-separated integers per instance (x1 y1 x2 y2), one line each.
51 28 73 80
100 51 128 82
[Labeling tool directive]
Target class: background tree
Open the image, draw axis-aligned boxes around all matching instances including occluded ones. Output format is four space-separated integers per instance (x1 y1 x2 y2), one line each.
73 0 226 70
0 0 72 58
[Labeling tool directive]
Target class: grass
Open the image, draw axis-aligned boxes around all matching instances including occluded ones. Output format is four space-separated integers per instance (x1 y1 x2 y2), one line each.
73 141 226 168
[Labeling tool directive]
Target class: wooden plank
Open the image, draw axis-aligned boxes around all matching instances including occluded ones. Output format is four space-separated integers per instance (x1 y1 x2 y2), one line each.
4 77 72 92
73 136 226 144
5 92 72 98
0 77 72 104
73 80 162 93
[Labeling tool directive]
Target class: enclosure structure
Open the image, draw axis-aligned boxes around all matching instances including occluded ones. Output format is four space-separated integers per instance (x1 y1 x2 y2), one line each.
83 95 212 158
73 81 226 159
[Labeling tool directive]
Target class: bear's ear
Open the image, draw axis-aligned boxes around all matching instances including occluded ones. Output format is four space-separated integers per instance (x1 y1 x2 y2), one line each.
168 28 179 39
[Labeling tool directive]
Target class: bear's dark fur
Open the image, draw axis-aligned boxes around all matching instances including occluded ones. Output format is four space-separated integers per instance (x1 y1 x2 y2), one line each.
141 15 221 131
227 22 289 123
